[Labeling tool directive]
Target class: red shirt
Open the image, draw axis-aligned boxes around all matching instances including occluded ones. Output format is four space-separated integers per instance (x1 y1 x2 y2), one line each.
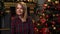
11 16 34 34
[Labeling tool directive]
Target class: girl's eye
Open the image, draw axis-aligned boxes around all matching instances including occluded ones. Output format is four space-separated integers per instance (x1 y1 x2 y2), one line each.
16 7 19 9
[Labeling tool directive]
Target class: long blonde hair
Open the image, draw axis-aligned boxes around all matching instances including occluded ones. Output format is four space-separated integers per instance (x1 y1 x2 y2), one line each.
15 2 27 20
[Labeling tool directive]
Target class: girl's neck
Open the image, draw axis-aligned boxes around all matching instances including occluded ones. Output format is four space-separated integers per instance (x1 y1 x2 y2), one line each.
19 16 26 22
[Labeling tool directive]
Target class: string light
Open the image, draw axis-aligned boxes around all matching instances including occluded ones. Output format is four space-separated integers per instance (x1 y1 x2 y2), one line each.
44 4 48 7
37 23 40 25
40 16 42 18
36 29 38 31
55 1 59 4
48 0 51 2
53 27 56 30
52 25 54 27
42 13 45 16
53 14 55 17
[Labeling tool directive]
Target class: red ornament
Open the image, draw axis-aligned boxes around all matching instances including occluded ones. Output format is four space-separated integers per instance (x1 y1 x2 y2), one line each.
40 16 43 19
46 15 49 18
42 28 49 34
40 18 46 24
34 27 37 30
56 14 59 16
48 6 50 8
51 21 55 25
43 6 46 9
45 23 48 27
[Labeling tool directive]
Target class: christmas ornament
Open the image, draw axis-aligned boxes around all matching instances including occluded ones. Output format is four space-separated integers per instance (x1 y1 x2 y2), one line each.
40 18 46 24
34 27 37 30
48 6 50 8
46 15 49 18
56 14 59 16
43 6 46 9
51 21 55 25
42 28 49 34
45 23 48 27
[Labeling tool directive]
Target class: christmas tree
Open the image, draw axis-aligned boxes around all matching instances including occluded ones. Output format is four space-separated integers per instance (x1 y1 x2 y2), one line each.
33 0 60 34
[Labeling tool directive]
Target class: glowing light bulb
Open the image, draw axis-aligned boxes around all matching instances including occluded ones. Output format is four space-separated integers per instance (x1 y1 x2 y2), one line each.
52 25 54 27
53 27 56 30
44 4 48 7
37 23 40 25
55 1 59 4
53 14 55 17
36 29 38 31
42 13 45 16
48 0 51 2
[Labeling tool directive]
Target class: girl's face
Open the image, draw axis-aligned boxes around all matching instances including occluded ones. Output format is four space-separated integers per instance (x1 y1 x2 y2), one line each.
16 4 24 16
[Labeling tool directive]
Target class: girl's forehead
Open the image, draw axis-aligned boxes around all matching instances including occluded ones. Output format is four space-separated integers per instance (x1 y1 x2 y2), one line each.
17 4 22 7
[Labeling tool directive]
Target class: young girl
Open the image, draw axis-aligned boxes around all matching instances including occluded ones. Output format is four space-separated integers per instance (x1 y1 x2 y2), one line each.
11 2 34 34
